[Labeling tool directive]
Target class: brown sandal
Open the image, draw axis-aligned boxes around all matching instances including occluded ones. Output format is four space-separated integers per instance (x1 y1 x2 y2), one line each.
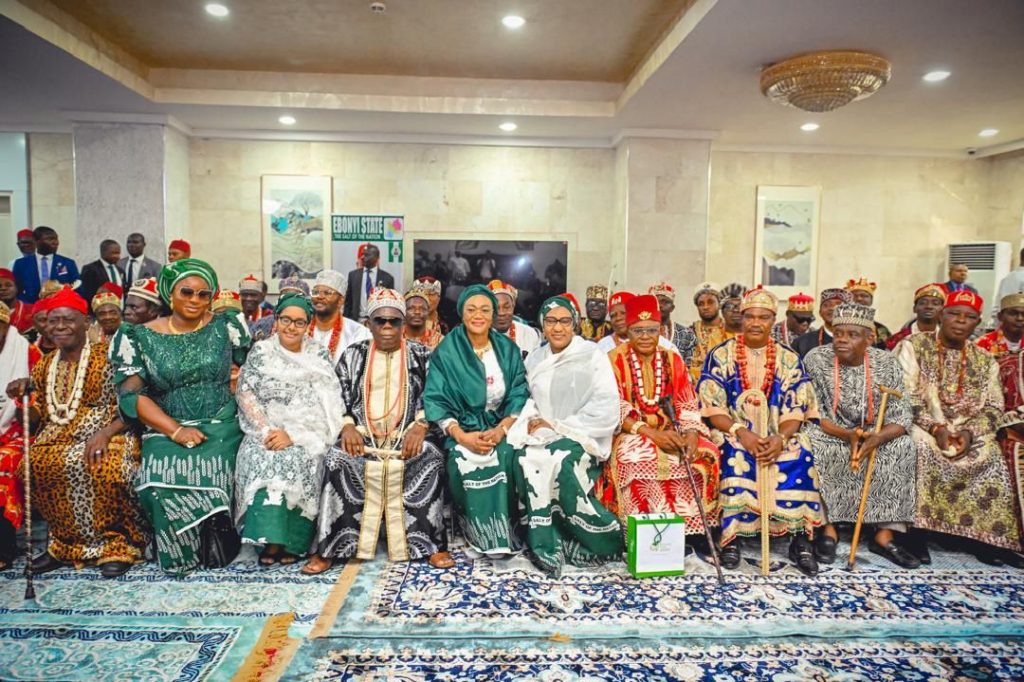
428 551 455 569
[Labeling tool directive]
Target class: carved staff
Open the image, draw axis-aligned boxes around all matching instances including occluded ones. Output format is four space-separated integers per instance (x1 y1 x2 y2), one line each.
20 382 35 600
661 397 725 585
846 385 902 571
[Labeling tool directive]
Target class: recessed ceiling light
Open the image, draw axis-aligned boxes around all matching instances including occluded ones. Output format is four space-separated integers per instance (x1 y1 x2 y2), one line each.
205 3 229 18
922 70 950 83
502 15 525 29
278 115 296 126
800 122 820 132
978 128 999 137
499 122 518 132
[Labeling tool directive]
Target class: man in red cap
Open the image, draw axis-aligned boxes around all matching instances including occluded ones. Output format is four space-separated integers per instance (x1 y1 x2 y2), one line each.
886 283 947 350
0 269 33 334
167 239 191 263
895 289 1024 566
597 291 676 356
9 229 35 268
596 294 720 553
771 292 815 347
6 286 147 578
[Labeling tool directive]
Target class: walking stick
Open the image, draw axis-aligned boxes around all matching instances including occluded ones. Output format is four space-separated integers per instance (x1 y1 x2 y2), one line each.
20 382 35 600
846 385 902 571
738 389 772 576
660 398 725 585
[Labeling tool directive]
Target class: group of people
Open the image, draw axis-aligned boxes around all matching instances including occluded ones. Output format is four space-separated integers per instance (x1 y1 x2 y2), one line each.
0 227 1022 583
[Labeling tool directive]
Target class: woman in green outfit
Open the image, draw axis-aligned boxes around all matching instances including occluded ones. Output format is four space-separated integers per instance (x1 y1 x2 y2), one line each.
234 294 344 565
424 284 529 557
110 259 251 575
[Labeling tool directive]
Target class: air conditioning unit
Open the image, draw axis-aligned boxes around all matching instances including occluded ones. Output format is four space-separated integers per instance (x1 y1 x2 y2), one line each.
947 241 1012 310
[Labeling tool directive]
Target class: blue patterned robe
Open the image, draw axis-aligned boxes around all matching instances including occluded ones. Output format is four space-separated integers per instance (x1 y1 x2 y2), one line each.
698 337 824 546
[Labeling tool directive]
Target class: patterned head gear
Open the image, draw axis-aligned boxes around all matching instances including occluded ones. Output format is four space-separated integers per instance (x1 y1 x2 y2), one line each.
625 294 662 327
609 291 635 310
412 276 441 295
238 274 263 293
278 274 310 296
786 292 815 313
914 283 947 302
128 278 161 306
832 303 875 329
693 281 722 305
158 258 219 304
313 269 347 297
275 292 313 318
720 282 747 301
39 279 63 301
585 284 609 301
539 295 579 327
91 283 123 312
487 279 518 303
211 290 242 313
406 280 437 304
999 293 1024 312
648 281 675 302
820 288 853 305
740 285 778 313
845 277 877 295
0 301 9 324
944 289 983 314
367 287 406 317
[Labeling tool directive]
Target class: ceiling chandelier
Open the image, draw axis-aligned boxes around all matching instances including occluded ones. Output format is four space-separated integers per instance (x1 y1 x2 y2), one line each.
760 50 892 113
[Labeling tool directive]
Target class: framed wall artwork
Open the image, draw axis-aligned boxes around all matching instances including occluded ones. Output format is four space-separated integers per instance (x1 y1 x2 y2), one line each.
260 175 333 293
754 185 821 298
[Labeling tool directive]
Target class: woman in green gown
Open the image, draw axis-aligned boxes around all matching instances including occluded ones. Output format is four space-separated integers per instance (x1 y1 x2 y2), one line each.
423 284 529 556
110 259 251 575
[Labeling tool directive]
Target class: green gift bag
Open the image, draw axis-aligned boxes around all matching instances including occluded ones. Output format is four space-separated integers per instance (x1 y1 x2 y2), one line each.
627 513 687 578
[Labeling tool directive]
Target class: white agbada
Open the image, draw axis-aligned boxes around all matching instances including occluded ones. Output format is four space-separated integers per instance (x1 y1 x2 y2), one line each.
0 327 30 433
509 336 620 461
311 316 372 367
508 319 542 355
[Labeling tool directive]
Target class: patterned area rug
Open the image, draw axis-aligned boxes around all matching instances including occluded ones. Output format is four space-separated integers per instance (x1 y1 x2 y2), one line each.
296 637 1024 681
320 540 1024 640
0 546 342 681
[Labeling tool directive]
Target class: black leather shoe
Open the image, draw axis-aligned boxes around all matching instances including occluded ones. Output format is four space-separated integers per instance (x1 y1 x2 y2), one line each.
100 561 132 578
689 534 710 556
974 548 1006 566
30 552 66 574
869 540 922 569
1000 551 1024 569
905 532 932 565
789 536 818 577
719 543 741 569
814 534 837 564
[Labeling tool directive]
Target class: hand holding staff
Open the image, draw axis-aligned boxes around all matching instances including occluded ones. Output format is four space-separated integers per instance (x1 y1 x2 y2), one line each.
846 385 902 571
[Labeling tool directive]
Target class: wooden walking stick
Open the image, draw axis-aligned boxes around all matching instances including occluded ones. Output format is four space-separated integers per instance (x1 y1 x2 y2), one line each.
20 382 35 600
738 389 771 576
660 398 725 585
846 385 902 571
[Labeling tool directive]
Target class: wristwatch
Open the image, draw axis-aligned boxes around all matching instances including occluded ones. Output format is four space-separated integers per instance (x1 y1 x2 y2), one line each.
728 422 744 437
414 417 429 429
629 421 644 435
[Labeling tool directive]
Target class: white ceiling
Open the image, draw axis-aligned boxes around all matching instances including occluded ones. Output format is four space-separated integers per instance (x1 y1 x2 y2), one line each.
1 0 1022 155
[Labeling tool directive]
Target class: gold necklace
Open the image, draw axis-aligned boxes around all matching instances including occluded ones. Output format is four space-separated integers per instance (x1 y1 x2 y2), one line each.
473 343 492 359
168 314 206 335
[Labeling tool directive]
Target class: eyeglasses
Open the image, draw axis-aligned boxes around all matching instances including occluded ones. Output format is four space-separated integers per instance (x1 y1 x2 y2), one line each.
311 288 339 298
464 306 493 316
630 326 661 337
277 316 309 329
177 287 213 301
543 317 575 328
371 316 404 328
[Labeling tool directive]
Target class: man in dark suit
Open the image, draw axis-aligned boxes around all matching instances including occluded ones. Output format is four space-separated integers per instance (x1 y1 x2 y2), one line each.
79 239 126 304
118 232 162 286
344 244 394 322
13 226 80 303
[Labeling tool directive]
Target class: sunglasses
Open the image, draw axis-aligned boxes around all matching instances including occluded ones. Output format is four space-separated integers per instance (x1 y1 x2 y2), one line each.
371 316 404 328
792 315 815 324
178 287 213 301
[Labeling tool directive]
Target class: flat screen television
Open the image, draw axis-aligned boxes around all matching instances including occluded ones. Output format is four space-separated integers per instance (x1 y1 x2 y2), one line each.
412 239 568 331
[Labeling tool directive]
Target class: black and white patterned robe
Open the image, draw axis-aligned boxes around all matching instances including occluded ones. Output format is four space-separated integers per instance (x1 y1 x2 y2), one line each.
803 345 916 524
314 339 447 561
